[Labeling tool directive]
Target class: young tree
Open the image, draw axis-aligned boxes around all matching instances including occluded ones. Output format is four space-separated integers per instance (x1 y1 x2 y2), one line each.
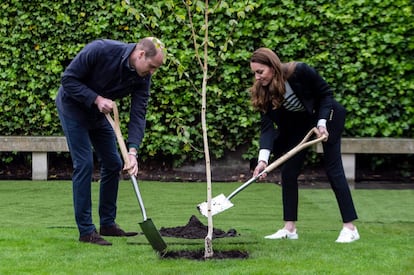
185 0 214 258
123 0 256 259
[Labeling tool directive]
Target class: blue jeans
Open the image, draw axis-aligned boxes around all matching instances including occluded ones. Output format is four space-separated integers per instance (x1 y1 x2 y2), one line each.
57 109 122 236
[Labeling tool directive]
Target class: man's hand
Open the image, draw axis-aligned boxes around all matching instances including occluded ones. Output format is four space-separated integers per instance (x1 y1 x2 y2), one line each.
124 154 138 176
95 95 114 114
253 160 268 180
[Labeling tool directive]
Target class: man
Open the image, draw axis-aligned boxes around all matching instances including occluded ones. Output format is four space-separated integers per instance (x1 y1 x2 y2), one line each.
56 37 165 245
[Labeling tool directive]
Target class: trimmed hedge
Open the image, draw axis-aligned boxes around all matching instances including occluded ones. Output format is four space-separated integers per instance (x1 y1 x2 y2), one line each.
1 0 413 166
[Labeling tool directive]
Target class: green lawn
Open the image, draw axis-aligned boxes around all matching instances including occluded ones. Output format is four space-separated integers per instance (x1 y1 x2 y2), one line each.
0 180 413 274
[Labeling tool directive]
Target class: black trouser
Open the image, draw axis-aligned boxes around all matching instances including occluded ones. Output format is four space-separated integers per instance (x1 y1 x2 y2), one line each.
273 103 358 223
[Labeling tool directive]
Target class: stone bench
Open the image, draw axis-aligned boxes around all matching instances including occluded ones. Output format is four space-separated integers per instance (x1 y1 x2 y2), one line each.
0 136 69 180
315 138 414 183
1 136 413 182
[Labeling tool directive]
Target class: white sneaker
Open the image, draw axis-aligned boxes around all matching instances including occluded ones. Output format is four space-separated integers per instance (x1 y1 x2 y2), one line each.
335 227 360 243
265 228 298 239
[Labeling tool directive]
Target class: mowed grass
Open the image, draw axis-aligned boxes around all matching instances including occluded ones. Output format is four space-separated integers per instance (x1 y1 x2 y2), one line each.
0 180 413 275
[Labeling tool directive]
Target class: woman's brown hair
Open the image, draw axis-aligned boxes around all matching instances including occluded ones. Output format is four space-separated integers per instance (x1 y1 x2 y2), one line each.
249 48 296 113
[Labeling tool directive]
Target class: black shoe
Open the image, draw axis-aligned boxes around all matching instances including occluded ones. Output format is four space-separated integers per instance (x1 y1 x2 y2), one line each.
100 224 138 237
79 230 112 246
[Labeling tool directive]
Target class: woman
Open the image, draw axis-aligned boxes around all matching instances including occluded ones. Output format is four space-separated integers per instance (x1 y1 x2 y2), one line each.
250 48 359 243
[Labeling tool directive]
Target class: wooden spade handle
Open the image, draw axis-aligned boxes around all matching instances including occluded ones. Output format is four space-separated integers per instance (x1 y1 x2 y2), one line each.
225 127 326 201
105 103 148 220
264 127 326 173
104 103 130 167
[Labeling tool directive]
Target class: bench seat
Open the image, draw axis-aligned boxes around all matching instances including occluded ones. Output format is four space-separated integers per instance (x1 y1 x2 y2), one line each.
0 136 69 180
1 136 413 182
316 138 414 183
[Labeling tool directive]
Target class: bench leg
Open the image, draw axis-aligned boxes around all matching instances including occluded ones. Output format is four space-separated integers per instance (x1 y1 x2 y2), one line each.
341 153 355 189
32 152 48 180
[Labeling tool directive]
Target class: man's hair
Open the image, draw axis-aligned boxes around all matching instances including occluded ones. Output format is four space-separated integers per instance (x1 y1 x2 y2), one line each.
137 37 165 58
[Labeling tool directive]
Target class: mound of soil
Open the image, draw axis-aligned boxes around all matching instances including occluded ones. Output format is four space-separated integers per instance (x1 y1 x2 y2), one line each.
158 215 247 260
159 215 238 239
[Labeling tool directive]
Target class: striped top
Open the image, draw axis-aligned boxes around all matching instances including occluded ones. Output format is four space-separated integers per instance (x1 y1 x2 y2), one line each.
282 82 305 111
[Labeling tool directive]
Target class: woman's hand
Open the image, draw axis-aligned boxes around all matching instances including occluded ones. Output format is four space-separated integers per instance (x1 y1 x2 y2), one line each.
317 126 329 141
253 160 268 180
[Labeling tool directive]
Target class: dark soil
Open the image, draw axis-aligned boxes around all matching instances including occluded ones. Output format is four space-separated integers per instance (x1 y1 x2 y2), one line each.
159 215 238 239
158 215 248 260
1 152 413 188
162 249 249 260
